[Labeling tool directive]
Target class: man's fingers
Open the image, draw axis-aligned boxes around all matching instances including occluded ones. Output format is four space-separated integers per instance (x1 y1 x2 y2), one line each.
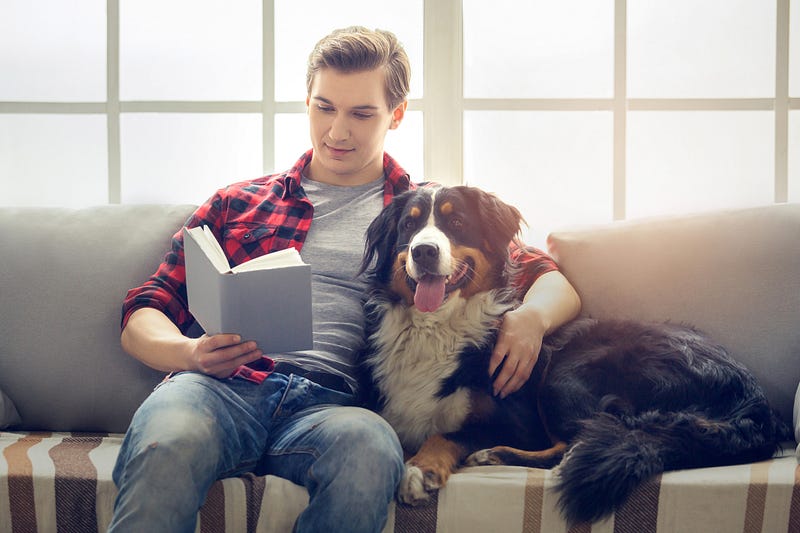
489 346 506 377
492 356 518 397
200 333 244 351
207 348 263 378
496 358 534 398
195 335 261 376
489 327 512 376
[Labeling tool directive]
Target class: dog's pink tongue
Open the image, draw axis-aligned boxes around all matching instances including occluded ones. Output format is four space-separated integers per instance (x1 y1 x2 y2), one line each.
414 275 446 312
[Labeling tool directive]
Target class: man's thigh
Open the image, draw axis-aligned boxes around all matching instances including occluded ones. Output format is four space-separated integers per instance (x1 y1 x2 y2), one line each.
261 403 403 487
122 371 292 477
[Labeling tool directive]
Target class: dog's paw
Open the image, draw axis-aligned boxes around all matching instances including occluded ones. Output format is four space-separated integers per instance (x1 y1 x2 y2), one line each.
397 464 442 506
465 448 503 466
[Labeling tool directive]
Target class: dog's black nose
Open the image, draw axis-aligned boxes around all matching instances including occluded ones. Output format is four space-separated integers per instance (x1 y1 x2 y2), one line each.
411 243 440 271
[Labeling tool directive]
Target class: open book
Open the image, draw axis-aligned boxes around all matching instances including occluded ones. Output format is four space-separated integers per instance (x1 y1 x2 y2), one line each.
183 226 313 353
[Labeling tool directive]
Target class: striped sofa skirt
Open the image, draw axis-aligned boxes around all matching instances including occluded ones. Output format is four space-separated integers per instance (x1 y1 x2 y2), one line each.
2 432 799 533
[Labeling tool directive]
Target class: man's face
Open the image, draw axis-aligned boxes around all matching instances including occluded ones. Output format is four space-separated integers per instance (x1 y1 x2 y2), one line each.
306 67 406 186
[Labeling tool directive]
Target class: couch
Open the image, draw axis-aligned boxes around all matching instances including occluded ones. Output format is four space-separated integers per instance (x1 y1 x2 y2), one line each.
1 202 799 533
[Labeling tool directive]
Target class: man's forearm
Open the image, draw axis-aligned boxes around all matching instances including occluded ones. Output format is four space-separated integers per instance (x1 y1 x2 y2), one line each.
519 270 581 335
120 307 194 373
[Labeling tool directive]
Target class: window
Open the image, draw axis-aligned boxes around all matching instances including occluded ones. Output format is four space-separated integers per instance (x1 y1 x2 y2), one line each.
1 0 798 248
0 0 424 207
461 0 796 247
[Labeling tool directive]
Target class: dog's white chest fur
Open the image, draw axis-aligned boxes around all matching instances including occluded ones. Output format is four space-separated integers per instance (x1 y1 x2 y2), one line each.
367 291 513 451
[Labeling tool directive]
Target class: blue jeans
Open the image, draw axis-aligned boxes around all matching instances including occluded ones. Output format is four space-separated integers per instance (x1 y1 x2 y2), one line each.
108 371 404 533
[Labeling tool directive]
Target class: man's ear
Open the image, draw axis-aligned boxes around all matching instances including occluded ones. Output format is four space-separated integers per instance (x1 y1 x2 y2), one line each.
389 101 408 130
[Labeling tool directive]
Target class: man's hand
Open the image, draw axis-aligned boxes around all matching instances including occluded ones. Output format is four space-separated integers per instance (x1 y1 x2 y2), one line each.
189 334 263 378
121 308 262 377
489 306 546 399
488 270 582 399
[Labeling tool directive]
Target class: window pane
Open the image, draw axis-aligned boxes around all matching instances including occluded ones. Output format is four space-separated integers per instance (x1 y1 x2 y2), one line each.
628 0 775 98
274 110 424 183
463 0 614 99
0 115 108 206
120 0 262 101
273 114 311 174
791 0 800 97
627 111 774 219
274 0 423 102
790 111 800 203
464 111 614 249
384 110 424 183
0 0 106 101
121 114 263 205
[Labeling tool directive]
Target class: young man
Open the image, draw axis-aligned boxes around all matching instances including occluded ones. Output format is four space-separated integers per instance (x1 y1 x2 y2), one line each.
109 26 580 533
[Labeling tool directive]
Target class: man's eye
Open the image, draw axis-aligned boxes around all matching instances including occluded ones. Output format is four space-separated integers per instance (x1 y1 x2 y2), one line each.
354 112 373 119
317 105 334 113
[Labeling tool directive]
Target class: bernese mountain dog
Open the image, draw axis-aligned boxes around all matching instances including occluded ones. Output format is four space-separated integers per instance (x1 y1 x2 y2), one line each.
357 185 788 524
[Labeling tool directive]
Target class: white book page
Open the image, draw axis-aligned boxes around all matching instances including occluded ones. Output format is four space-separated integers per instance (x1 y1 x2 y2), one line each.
186 226 230 273
231 247 306 273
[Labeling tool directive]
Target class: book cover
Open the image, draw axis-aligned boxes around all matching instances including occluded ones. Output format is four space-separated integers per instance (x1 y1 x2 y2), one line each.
183 226 313 353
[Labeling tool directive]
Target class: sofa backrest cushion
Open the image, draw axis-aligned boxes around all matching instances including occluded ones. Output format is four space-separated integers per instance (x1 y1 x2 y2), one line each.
0 205 196 433
547 203 800 424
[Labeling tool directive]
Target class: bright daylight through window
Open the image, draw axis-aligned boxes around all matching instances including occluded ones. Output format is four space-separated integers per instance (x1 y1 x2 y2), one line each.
0 0 797 248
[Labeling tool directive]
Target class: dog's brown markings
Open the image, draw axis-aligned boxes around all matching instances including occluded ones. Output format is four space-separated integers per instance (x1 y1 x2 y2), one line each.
466 391 497 423
406 434 468 489
467 441 568 468
439 201 453 215
409 206 421 218
450 245 494 298
390 252 415 305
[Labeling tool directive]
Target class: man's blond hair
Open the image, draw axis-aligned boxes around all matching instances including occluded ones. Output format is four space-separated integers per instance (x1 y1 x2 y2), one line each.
306 26 411 110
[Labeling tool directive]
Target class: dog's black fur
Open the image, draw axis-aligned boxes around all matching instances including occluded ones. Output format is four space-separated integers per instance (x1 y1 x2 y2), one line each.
357 185 789 524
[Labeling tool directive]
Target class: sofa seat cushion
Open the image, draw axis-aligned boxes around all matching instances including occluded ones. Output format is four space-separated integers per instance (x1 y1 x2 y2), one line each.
1 431 798 533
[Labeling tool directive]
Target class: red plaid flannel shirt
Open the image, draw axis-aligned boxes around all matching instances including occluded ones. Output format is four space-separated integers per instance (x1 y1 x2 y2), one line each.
121 150 558 382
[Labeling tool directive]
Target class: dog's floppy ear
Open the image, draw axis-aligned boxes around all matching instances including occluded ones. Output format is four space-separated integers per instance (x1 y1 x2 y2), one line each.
462 186 524 255
360 192 411 281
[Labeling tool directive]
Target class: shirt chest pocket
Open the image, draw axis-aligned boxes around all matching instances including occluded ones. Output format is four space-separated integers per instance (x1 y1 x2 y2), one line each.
223 224 279 264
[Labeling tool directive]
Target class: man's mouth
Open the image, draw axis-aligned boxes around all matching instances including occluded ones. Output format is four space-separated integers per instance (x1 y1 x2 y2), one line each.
406 257 474 313
326 145 353 157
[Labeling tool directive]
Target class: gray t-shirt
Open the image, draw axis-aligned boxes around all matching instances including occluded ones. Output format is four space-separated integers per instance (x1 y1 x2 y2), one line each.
273 175 385 392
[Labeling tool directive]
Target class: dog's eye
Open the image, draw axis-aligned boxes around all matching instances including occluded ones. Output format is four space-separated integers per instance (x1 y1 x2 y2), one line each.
450 217 463 230
402 218 416 230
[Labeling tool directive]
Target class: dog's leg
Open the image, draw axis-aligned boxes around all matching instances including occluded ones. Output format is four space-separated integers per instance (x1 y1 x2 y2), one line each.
465 441 568 468
398 435 467 506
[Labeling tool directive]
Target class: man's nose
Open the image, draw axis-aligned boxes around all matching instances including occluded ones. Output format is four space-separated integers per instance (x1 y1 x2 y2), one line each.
329 114 350 142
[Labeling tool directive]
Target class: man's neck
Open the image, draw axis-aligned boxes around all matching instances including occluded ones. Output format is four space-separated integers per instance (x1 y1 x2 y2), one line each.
305 159 384 187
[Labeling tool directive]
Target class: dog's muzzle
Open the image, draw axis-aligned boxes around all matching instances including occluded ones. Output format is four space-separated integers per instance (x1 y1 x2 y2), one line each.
406 255 474 313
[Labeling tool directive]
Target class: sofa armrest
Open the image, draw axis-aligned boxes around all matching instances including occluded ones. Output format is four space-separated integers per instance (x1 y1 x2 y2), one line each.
547 203 800 424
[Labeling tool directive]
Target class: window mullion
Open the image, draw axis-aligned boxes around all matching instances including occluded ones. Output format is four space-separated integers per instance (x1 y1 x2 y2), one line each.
775 0 790 203
262 0 276 175
614 0 627 221
107 0 121 204
423 0 462 185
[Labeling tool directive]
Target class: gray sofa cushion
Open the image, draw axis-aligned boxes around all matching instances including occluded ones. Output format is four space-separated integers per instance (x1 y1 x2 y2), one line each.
548 203 800 424
0 205 196 432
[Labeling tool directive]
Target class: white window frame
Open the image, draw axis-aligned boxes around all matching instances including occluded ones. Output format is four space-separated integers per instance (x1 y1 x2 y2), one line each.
436 0 797 218
0 0 796 215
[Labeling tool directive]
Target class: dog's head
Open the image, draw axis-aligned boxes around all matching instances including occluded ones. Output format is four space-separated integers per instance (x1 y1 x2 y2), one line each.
361 185 524 312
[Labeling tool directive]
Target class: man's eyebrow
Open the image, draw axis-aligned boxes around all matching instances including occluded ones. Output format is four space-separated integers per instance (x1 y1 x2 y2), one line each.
312 96 380 110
